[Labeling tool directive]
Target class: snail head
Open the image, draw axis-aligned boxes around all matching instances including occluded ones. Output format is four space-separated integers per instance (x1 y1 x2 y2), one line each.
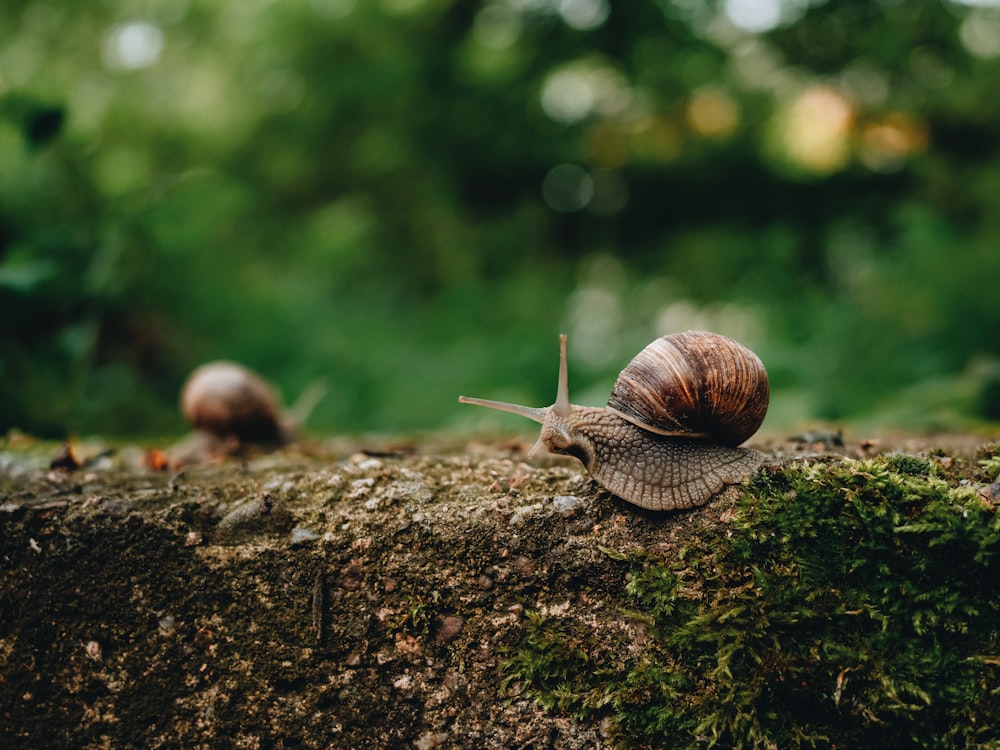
458 334 574 458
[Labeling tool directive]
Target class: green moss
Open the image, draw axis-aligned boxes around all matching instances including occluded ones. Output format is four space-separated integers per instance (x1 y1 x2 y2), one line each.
503 454 1000 749
979 457 1000 481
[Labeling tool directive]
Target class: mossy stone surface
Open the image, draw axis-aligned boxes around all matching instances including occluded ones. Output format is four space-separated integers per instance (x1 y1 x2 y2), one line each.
1 434 999 748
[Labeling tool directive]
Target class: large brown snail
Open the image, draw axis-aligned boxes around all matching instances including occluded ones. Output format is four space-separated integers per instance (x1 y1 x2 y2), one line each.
459 331 769 511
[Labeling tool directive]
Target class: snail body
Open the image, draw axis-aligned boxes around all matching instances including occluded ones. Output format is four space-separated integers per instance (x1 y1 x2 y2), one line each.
459 331 768 511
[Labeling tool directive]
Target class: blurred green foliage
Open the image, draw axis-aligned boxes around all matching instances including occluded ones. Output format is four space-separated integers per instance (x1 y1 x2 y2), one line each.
2 0 1000 438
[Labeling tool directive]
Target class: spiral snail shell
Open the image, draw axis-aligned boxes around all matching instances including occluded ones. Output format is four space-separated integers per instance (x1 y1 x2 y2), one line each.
181 361 286 444
608 331 769 445
459 331 768 511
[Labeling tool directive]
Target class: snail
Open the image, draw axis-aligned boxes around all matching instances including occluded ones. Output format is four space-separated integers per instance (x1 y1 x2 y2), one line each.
458 331 769 511
181 361 288 445
171 361 327 466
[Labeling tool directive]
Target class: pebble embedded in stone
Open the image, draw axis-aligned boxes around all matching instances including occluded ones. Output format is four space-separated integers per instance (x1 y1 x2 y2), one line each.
290 526 320 545
977 482 1000 506
552 494 583 515
435 615 465 643
415 731 449 750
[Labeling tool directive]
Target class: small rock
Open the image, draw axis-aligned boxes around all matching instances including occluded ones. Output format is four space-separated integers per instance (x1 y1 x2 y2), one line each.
83 640 102 661
599 716 614 738
346 478 375 501
415 731 449 750
262 477 294 493
435 615 465 644
339 559 364 590
509 502 543 525
184 531 204 547
385 479 433 505
355 457 383 471
977 482 1000 507
95 498 129 519
216 492 291 539
351 537 372 552
395 633 421 657
552 494 583 516
289 526 320 546
158 614 177 637
512 555 535 578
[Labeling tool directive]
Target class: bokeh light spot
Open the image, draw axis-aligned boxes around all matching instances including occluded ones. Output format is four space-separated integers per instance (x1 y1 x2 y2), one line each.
540 62 630 124
557 0 610 31
858 115 927 173
102 22 164 71
724 0 782 33
780 86 853 174
960 11 1000 58
541 69 594 123
686 87 740 138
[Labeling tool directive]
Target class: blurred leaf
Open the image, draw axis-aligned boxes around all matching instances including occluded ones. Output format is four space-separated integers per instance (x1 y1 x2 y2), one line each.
0 257 58 292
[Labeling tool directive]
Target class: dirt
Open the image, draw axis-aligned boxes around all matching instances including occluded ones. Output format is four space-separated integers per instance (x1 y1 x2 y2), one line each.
0 430 993 749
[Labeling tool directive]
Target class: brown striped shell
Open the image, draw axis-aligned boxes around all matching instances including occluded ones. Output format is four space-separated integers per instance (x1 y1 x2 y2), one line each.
606 331 769 446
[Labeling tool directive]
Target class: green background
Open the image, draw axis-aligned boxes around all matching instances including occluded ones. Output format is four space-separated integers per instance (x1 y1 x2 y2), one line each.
2 0 1000 439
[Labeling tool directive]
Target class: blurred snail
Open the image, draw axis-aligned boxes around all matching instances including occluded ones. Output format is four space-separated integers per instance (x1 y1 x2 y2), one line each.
181 361 288 444
459 331 769 511
180 361 327 450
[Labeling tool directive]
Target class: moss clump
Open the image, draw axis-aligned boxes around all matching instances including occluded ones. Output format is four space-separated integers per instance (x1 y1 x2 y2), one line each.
503 454 1000 749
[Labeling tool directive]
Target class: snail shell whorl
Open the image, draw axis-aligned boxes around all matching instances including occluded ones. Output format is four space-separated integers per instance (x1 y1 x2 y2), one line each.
607 331 769 446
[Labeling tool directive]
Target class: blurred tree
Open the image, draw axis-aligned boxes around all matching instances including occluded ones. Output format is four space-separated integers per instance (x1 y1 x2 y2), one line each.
1 0 999 437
